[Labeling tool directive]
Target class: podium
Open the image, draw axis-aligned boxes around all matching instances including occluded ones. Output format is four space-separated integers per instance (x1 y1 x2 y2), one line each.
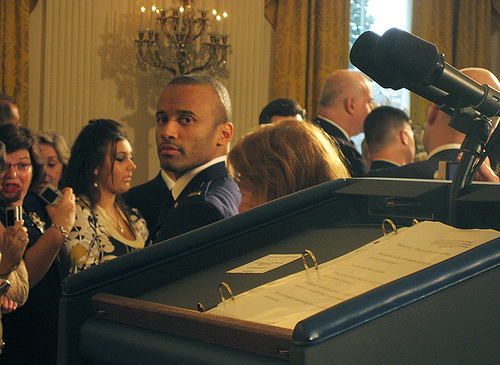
58 178 500 364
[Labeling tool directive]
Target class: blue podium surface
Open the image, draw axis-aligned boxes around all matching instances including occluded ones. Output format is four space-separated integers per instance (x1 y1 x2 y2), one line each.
58 178 500 364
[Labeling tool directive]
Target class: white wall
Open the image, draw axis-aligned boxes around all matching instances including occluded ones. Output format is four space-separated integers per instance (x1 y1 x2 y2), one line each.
29 0 273 185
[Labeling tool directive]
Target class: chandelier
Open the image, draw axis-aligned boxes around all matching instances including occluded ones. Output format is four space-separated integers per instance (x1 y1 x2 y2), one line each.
135 1 230 78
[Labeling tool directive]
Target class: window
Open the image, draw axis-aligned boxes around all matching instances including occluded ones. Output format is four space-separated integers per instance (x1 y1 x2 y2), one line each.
350 0 413 148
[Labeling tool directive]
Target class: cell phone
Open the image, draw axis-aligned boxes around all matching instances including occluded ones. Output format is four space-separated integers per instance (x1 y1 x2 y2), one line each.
437 160 459 180
5 206 22 228
38 183 63 206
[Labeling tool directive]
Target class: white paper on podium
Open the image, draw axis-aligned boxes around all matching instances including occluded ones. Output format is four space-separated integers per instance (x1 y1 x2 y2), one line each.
208 221 500 329
227 254 303 274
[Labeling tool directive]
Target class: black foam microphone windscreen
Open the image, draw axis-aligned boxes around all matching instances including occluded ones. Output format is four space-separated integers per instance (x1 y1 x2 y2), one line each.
350 30 405 89
373 27 443 85
350 30 455 114
373 28 500 117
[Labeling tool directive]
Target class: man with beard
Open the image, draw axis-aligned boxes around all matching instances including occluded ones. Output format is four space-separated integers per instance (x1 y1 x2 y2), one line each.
126 75 240 243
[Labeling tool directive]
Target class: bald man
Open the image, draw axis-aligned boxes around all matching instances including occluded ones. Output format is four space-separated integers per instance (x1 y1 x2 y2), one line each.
314 69 376 177
0 94 20 126
369 67 500 179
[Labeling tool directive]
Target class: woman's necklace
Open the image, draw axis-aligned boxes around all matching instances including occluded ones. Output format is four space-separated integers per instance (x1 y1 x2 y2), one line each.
104 204 124 233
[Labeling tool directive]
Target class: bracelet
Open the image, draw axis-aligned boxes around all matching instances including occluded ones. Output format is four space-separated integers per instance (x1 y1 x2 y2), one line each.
50 224 69 242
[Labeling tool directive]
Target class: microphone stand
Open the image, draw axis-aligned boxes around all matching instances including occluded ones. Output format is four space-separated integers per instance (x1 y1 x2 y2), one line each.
471 120 500 184
448 105 492 226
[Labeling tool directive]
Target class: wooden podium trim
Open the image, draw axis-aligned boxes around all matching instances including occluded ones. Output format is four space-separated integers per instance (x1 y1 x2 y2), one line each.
91 293 293 360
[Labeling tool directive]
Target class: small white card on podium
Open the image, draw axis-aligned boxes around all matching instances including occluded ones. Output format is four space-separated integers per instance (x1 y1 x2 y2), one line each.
227 254 302 274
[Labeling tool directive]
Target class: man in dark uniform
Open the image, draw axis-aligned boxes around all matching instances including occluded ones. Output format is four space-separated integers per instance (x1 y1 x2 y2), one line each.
125 169 173 232
314 69 376 177
127 74 240 243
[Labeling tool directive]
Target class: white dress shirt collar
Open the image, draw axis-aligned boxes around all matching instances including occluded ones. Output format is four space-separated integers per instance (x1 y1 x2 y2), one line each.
427 143 462 159
171 155 227 200
160 169 176 190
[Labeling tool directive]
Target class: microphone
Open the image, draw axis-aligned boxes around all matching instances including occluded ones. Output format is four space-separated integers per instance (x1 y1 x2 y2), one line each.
350 30 405 89
350 30 457 115
374 28 500 118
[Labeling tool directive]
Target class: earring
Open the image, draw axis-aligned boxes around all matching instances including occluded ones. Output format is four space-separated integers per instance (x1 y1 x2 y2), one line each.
93 182 98 188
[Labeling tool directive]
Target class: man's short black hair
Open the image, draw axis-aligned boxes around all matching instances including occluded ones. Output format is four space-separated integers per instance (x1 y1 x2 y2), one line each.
364 106 411 153
259 98 306 125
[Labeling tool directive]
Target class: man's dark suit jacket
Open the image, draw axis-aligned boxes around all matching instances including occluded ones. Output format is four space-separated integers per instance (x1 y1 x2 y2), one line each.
367 160 399 176
125 172 170 233
153 161 241 243
314 116 369 177
367 148 461 179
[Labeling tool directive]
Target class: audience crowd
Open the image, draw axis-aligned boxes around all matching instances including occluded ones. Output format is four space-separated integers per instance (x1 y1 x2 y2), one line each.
0 66 500 363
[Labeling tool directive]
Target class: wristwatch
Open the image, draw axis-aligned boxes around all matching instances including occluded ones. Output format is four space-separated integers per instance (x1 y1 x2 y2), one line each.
0 279 10 296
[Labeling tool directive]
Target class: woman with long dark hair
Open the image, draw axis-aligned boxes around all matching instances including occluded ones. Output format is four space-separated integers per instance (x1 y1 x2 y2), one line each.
61 119 148 275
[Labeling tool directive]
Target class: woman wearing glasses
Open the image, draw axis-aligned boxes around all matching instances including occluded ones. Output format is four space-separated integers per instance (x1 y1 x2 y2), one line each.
0 124 75 364
0 139 29 356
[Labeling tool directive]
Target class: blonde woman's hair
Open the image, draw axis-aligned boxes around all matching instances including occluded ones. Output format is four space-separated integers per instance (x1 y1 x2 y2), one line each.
228 119 350 203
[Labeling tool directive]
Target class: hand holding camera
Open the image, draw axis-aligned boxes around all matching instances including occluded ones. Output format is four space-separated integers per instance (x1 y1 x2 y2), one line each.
45 187 76 240
37 183 63 206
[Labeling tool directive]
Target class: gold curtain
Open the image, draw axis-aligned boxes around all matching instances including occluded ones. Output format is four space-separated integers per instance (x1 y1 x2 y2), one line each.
411 0 500 127
265 0 350 119
0 0 32 124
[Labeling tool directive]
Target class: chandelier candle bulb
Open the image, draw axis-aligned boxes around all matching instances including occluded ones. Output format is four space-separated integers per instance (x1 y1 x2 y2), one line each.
179 6 184 31
216 14 222 34
155 7 160 30
222 12 227 34
140 7 145 31
150 6 156 30
212 8 217 31
212 10 218 33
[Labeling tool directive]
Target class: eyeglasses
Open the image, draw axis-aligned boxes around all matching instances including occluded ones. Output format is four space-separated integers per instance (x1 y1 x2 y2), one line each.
5 162 32 173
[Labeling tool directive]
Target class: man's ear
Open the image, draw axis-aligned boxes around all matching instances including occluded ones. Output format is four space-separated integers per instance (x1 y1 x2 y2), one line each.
345 97 356 115
427 103 439 125
400 129 410 145
217 122 234 146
